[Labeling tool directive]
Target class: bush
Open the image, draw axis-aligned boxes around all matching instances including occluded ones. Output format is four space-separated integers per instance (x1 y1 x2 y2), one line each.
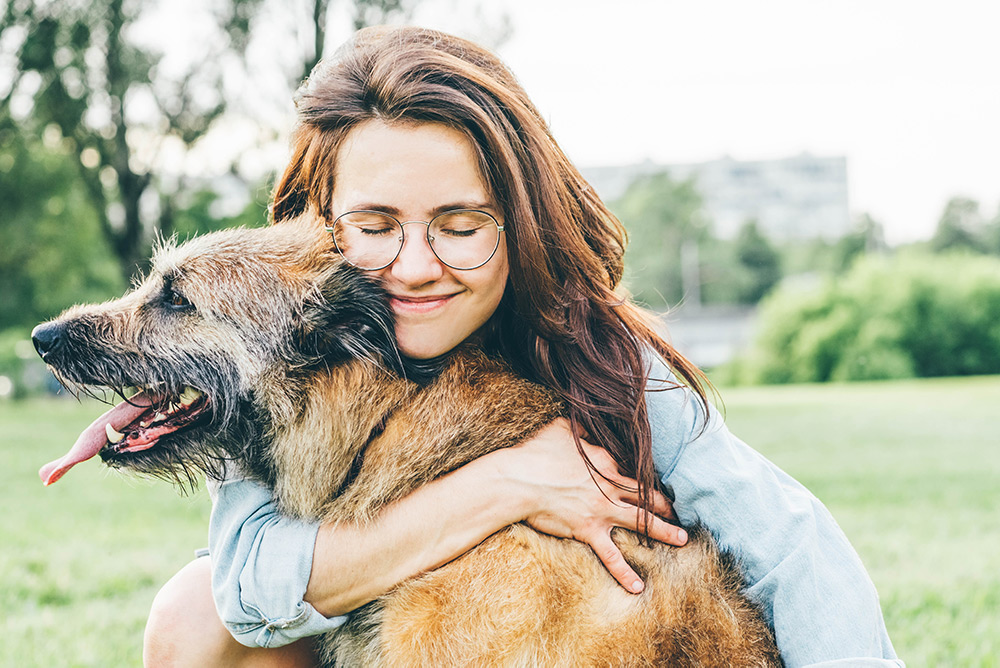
733 252 1000 383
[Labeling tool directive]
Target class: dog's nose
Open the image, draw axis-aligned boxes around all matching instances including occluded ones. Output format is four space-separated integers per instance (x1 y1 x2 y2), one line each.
31 321 65 360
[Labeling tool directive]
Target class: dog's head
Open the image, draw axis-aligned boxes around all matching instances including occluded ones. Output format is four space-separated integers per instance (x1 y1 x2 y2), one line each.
34 213 406 488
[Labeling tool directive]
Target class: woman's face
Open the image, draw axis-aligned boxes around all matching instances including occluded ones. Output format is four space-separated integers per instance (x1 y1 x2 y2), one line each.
330 120 509 359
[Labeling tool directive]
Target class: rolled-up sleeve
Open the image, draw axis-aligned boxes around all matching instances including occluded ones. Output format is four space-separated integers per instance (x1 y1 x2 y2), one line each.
645 357 903 667
207 474 348 648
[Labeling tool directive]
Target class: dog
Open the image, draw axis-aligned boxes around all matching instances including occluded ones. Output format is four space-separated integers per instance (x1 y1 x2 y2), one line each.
33 213 780 666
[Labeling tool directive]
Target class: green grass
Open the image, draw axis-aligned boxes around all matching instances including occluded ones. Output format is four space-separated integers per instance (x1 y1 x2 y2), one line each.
719 376 1000 667
1 377 998 666
0 398 210 667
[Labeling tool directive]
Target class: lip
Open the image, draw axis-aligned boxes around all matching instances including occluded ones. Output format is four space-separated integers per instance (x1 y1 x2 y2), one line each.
389 293 458 315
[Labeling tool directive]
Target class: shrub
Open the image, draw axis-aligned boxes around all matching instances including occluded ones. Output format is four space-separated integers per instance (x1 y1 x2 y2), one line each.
733 252 1000 383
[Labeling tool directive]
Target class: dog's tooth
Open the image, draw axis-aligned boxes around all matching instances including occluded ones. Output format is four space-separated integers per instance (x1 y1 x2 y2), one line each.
152 412 167 422
140 420 151 428
105 423 126 444
179 386 202 406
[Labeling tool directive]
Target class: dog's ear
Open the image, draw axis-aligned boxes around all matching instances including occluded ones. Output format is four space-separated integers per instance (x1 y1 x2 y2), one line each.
297 263 405 375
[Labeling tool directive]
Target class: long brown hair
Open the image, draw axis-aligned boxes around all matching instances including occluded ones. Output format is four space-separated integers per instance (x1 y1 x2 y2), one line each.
272 26 711 530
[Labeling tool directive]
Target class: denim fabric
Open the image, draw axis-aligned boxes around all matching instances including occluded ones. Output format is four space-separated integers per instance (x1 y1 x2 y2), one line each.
645 356 901 666
208 475 348 647
208 359 903 665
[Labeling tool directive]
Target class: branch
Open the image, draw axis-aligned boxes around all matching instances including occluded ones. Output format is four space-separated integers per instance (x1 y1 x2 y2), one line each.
301 0 330 83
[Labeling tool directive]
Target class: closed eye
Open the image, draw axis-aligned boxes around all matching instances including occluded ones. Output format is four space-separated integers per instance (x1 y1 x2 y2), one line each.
437 227 480 238
358 226 397 236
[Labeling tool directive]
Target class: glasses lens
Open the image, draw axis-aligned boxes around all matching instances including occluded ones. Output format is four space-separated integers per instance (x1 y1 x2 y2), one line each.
332 212 402 270
429 211 500 269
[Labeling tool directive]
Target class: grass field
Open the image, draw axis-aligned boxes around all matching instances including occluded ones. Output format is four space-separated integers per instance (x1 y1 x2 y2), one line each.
1 376 998 666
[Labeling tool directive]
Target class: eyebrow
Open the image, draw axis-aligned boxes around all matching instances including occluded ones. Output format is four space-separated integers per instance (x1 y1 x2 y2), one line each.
348 202 499 218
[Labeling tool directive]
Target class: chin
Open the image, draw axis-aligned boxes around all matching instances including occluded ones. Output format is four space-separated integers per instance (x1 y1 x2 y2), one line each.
400 345 454 360
396 333 465 360
399 338 462 360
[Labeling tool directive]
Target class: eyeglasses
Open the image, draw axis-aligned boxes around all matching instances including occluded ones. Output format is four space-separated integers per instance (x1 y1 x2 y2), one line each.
327 209 505 271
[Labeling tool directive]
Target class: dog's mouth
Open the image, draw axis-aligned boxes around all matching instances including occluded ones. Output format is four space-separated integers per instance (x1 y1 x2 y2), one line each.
39 386 209 486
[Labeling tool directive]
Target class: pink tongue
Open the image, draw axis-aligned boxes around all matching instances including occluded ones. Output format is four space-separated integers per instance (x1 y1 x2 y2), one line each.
39 393 155 486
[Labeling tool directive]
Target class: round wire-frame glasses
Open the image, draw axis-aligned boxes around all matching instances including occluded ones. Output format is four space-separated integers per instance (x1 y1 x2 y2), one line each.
326 209 505 271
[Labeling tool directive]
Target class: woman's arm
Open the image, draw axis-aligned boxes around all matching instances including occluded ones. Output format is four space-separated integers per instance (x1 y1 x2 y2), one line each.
211 419 686 647
307 419 686 616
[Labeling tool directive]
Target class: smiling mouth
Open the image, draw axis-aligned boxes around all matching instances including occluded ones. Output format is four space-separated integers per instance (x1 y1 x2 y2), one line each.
389 294 456 313
39 385 210 485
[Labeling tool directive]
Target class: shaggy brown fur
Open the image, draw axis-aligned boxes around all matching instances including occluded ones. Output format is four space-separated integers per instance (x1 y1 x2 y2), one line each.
34 214 780 666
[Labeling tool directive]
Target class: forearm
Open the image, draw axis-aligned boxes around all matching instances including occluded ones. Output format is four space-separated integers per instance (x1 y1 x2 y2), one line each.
213 419 679 645
305 450 528 617
308 418 687 615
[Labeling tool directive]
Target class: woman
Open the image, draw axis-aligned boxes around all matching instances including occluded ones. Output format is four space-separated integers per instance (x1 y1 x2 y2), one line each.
144 26 901 667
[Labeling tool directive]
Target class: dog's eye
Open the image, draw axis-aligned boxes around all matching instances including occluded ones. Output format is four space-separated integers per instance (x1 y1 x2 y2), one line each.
165 289 192 309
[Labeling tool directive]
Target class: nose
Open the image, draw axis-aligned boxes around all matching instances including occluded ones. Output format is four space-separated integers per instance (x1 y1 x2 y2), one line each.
388 222 444 285
31 321 66 360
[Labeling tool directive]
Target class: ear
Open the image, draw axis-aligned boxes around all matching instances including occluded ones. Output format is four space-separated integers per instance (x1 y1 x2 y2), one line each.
297 263 405 375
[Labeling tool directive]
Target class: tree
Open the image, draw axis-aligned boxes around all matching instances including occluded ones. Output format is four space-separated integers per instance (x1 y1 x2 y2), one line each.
2 0 266 283
832 212 887 272
930 196 985 253
295 0 417 84
611 172 710 308
732 220 781 303
982 204 1000 256
736 252 1000 384
0 125 123 328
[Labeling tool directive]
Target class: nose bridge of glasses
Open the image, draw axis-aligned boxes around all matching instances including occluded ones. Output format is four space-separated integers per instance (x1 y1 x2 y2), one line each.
395 220 439 262
397 219 434 246
399 219 432 233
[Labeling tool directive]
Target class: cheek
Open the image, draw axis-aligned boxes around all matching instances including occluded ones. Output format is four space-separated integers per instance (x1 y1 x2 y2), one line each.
473 260 508 320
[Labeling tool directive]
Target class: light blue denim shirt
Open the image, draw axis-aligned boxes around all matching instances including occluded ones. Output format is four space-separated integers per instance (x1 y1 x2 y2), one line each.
208 355 902 666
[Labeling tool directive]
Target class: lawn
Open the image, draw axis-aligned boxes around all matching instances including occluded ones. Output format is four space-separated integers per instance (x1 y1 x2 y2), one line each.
1 376 997 666
720 376 1000 667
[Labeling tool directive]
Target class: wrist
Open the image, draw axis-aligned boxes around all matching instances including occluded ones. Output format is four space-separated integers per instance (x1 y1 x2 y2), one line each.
479 447 539 522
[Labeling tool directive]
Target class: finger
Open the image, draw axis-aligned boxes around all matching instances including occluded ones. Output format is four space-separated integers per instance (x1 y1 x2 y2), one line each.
614 506 688 547
642 514 688 547
612 486 675 521
588 531 644 594
650 490 677 521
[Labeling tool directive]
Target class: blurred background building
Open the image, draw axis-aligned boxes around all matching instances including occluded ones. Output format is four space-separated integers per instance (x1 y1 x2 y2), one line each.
583 154 850 241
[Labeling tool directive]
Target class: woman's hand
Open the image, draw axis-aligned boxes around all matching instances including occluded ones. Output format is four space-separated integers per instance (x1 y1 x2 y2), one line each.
304 418 684 616
493 418 688 594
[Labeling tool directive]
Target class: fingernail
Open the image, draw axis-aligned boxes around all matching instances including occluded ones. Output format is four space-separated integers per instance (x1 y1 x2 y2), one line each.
631 579 644 594
678 529 688 544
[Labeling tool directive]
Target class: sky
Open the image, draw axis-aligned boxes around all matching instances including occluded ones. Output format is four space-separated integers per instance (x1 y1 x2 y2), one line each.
409 0 1000 244
148 0 1000 245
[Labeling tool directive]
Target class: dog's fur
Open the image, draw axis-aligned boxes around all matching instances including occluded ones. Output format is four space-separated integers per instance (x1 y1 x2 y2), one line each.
36 215 780 666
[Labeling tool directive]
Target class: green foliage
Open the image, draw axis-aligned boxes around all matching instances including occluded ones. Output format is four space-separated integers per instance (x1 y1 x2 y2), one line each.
169 185 271 241
731 220 781 303
0 127 124 330
931 196 987 253
612 171 708 307
2 0 266 282
731 252 1000 383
